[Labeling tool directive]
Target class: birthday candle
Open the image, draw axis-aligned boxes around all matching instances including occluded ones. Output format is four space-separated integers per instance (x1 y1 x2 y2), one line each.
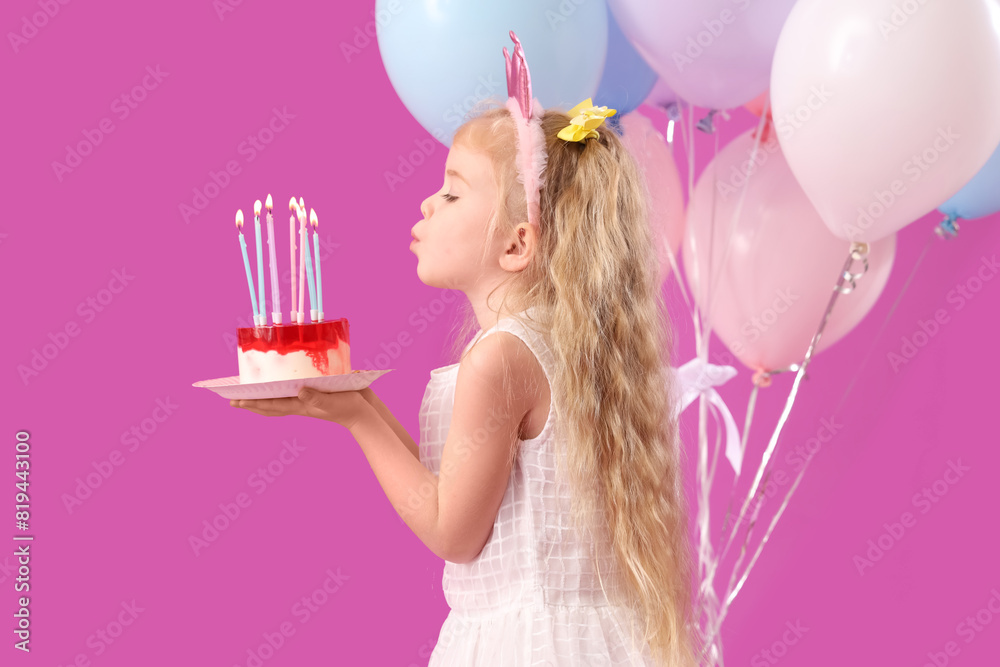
253 200 265 326
297 203 307 324
310 208 323 321
288 197 298 323
265 195 282 325
236 210 259 322
299 202 317 322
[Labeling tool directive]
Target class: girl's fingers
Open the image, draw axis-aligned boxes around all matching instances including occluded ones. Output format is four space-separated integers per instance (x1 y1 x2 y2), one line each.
230 397 304 416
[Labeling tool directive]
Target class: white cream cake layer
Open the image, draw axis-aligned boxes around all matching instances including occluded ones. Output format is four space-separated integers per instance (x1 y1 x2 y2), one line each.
237 343 351 383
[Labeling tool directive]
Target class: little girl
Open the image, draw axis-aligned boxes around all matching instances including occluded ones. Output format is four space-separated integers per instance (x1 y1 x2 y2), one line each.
232 35 702 667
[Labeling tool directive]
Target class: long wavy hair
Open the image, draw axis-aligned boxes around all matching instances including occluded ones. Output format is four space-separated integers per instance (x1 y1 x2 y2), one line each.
438 98 704 665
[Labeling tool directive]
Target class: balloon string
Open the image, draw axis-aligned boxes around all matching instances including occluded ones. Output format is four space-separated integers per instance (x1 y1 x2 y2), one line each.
717 230 935 640
660 106 694 314
717 243 868 564
716 383 759 542
700 243 870 652
700 129 721 347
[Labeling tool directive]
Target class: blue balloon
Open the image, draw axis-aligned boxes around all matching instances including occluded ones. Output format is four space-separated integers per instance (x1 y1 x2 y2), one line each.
594 6 658 115
938 139 1000 221
376 0 608 147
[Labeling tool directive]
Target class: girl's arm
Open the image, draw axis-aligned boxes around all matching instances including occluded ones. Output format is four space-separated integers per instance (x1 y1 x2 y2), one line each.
358 387 419 460
348 332 537 563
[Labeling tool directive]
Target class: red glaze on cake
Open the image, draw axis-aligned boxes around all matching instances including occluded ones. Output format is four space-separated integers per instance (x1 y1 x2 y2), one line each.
237 319 351 382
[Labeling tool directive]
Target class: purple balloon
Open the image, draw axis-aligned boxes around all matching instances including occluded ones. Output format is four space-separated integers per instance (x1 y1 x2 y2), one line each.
608 0 797 110
643 77 679 109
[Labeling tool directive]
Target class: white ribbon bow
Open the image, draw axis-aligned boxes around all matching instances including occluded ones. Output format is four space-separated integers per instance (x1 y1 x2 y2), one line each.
672 357 743 475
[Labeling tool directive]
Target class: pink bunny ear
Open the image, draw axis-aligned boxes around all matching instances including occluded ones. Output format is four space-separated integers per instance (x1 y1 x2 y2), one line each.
504 30 534 121
503 30 547 229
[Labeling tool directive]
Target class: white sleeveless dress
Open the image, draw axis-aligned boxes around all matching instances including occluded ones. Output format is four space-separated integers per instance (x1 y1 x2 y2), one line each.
418 309 659 666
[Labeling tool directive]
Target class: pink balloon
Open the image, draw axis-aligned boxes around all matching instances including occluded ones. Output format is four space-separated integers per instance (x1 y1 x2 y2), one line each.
682 128 896 372
771 0 1000 243
619 111 685 284
744 90 769 118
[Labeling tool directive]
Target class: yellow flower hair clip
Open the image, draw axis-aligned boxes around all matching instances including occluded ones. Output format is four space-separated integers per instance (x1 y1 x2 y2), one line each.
557 98 617 142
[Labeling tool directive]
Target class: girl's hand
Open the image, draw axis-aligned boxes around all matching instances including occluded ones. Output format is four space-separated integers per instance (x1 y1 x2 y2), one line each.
230 387 371 431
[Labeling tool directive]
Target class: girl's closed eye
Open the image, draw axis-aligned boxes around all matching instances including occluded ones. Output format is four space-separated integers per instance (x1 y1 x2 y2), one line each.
441 193 458 203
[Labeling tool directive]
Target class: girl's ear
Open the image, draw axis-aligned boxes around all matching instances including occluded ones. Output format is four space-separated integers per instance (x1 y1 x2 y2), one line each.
498 222 536 273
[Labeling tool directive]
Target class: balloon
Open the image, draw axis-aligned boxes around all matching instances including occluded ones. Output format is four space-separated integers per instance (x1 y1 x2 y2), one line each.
744 90 769 118
682 128 896 372
771 0 1000 243
594 8 659 115
939 138 1000 221
643 77 679 110
619 112 684 285
376 0 608 147
607 0 797 110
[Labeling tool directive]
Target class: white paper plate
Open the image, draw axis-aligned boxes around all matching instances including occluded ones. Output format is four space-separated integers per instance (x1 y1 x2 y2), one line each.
193 369 393 400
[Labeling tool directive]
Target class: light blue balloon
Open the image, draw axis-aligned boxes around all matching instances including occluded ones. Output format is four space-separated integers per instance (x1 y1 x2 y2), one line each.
938 139 1000 221
594 6 657 115
376 0 609 147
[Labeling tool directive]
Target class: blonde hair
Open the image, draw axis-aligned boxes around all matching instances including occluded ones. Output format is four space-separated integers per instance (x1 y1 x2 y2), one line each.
442 97 704 666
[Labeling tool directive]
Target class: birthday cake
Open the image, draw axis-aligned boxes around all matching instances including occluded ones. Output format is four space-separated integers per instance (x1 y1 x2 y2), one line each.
237 320 351 384
232 194 350 384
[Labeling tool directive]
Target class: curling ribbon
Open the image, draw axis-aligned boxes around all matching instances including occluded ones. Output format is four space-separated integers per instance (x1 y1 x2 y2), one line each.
673 357 743 475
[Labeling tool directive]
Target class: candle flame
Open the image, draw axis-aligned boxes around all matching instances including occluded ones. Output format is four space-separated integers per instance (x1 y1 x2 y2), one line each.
254 199 262 216
298 197 304 211
310 208 318 229
288 196 298 212
265 193 273 211
235 209 244 228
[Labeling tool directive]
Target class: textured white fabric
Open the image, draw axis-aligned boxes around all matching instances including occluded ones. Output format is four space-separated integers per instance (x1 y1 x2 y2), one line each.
419 309 658 666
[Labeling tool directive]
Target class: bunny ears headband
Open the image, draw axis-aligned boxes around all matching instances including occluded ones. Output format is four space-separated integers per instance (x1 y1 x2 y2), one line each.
502 30 617 230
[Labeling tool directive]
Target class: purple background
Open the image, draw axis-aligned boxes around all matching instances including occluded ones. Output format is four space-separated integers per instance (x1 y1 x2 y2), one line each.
3 1 999 665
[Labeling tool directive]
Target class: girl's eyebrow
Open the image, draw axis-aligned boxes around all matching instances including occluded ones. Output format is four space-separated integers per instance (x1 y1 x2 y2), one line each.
446 168 470 186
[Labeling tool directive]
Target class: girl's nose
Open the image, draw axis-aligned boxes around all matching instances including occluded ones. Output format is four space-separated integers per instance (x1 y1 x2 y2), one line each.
420 196 432 220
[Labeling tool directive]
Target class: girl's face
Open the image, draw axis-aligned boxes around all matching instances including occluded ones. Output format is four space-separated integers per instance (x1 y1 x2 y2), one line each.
410 141 503 291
